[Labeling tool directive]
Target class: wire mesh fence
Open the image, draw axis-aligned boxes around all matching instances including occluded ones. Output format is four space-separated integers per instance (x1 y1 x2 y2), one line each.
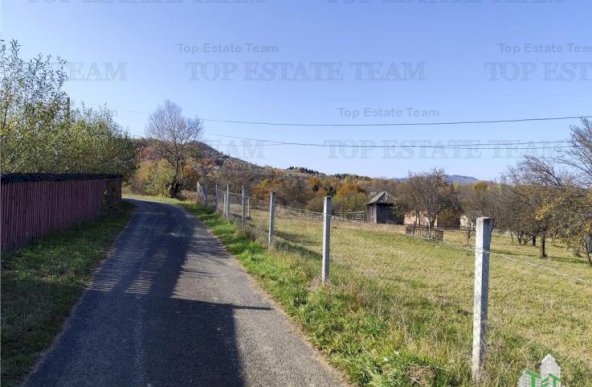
227 192 243 219
197 183 592 384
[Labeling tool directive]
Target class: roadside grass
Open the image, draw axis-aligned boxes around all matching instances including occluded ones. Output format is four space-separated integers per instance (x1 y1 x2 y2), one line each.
129 195 592 385
1 202 134 387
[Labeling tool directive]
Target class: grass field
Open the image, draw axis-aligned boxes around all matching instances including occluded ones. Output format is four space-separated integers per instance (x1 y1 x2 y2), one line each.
127 196 592 385
232 204 592 385
1 202 134 387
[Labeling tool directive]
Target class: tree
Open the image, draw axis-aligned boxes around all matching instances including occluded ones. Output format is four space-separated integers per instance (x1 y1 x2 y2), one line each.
403 169 457 238
65 106 138 177
1 40 137 176
217 158 260 192
560 118 592 186
458 181 498 244
146 100 203 198
497 183 538 246
458 183 482 243
1 39 68 171
333 183 367 215
504 156 569 258
547 118 592 264
542 185 592 265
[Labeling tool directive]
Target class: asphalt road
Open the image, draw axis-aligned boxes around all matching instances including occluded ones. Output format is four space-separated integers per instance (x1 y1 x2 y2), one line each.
25 199 343 387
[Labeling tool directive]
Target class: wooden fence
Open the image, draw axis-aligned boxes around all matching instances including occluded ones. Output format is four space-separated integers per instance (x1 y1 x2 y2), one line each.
1 173 122 252
405 225 445 241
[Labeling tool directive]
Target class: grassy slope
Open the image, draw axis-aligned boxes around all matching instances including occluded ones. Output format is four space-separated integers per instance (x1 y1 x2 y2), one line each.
264 212 592 385
128 196 592 386
1 202 134 387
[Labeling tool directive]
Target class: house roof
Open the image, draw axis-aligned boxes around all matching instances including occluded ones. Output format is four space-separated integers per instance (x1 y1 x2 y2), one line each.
367 191 394 205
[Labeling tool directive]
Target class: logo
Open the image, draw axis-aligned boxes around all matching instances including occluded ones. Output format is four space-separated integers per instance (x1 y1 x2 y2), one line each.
517 354 561 387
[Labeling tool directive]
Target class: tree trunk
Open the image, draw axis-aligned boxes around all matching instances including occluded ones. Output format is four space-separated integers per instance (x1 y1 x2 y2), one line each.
429 218 437 239
169 180 182 198
540 232 547 258
465 227 471 245
532 235 537 247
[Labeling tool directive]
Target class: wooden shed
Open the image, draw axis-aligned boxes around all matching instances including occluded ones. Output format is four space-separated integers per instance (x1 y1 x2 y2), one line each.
366 191 396 224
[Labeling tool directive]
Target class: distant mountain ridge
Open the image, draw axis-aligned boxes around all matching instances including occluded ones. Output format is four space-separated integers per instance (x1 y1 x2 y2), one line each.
394 175 480 184
161 140 482 183
445 175 480 184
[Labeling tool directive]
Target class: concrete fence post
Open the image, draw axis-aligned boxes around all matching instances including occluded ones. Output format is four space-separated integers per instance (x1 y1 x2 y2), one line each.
472 217 493 382
225 184 230 219
203 184 208 208
322 196 332 283
214 183 219 212
268 192 276 248
241 186 247 228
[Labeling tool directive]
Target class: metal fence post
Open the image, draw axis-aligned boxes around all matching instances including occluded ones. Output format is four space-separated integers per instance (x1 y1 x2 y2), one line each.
203 184 208 208
472 217 492 382
247 197 250 219
268 192 276 248
241 186 246 229
322 196 332 283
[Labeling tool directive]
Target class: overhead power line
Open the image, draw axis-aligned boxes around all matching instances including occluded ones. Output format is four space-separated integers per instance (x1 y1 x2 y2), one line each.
202 115 590 127
112 107 588 128
206 134 573 150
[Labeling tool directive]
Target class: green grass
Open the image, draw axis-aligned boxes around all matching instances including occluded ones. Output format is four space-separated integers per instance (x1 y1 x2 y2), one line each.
129 196 592 386
1 202 135 387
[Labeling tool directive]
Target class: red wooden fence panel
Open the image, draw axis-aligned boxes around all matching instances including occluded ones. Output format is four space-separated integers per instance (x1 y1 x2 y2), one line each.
1 174 122 252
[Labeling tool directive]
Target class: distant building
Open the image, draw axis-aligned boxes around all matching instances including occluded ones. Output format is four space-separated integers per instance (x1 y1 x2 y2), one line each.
404 209 464 229
366 191 398 224
404 211 431 227
460 215 472 229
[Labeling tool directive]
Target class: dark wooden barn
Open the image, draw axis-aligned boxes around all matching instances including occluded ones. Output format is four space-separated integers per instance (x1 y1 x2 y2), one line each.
366 191 397 224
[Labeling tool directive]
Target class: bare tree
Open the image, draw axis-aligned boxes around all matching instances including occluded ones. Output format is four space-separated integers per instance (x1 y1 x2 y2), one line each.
404 169 456 238
401 176 423 227
458 181 490 244
146 100 203 197
552 118 592 264
560 118 592 186
503 156 568 258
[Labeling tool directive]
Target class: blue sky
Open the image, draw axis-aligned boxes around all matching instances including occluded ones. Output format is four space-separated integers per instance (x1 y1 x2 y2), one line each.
2 0 591 180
